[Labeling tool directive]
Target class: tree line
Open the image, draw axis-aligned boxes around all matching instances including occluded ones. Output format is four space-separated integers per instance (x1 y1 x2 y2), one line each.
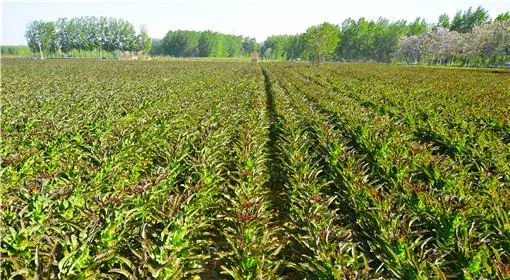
260 18 427 63
150 30 259 57
396 9 510 66
1 46 33 57
259 6 509 65
22 6 508 65
25 17 151 59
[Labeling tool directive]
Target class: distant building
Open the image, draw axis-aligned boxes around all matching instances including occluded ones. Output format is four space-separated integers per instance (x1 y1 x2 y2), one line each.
119 51 151 61
251 52 259 63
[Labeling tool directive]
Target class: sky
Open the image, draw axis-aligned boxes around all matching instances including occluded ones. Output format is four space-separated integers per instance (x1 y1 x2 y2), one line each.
2 0 509 45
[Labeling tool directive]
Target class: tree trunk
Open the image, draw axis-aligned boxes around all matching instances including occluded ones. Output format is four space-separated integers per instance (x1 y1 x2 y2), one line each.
38 42 44 59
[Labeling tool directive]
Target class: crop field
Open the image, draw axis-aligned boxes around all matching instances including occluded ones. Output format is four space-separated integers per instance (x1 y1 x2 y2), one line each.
1 60 510 279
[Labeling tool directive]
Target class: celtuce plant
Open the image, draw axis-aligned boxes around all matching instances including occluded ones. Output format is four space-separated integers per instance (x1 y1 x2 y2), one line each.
1 60 509 279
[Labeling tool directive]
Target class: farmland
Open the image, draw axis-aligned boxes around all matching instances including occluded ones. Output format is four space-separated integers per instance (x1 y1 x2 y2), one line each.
1 60 510 279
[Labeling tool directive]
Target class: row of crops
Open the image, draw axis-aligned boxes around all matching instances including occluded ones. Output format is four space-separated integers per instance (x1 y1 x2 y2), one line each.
1 60 509 279
262 63 510 279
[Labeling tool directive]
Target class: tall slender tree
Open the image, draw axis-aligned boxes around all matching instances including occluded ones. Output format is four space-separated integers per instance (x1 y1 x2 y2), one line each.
25 20 56 59
303 22 340 64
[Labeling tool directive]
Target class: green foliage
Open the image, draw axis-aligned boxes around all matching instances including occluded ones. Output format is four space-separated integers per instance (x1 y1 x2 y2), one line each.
407 17 428 36
397 18 510 66
450 6 490 33
0 45 33 57
337 17 424 62
242 37 259 55
157 30 247 57
303 22 340 64
198 31 215 57
260 62 510 278
150 38 165 56
259 17 427 63
2 60 510 279
25 20 56 58
438 13 450 29
256 5 506 65
495 12 510 23
260 35 296 60
24 17 147 59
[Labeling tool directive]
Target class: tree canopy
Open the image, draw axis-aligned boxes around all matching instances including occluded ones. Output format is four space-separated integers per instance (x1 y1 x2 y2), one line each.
303 22 340 64
396 6 510 66
396 21 510 66
149 30 253 58
259 17 428 63
450 6 490 33
257 5 508 66
23 5 508 65
25 17 151 59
